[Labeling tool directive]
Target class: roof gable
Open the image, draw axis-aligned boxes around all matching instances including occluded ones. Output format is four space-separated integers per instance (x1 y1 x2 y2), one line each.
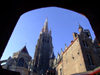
20 46 29 55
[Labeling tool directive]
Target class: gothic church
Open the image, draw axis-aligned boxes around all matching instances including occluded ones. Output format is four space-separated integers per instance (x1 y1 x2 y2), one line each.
1 18 100 75
32 18 55 75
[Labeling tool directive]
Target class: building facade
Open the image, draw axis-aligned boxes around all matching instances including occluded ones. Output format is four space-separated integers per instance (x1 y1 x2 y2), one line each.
2 18 55 75
2 46 32 75
1 19 100 75
54 25 100 75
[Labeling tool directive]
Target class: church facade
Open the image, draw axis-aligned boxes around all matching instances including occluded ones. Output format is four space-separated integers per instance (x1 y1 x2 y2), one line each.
1 19 100 75
32 18 55 75
2 46 32 75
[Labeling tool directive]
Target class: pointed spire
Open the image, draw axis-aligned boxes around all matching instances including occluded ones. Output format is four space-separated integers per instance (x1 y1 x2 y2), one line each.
57 52 60 56
44 18 48 26
57 52 60 58
61 48 63 55
61 48 63 51
49 27 51 35
42 18 48 33
51 52 55 59
65 44 67 50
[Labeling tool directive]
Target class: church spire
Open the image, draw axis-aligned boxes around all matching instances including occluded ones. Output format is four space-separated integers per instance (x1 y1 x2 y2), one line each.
49 27 51 35
33 18 53 74
42 18 48 33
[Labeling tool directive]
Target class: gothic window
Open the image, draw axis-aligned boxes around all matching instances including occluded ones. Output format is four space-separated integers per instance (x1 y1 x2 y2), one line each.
85 32 90 37
24 62 28 68
44 39 46 42
85 42 88 47
42 37 49 44
82 40 88 48
87 54 94 65
82 40 85 47
47 40 49 43
42 38 44 42
17 58 24 67
86 33 90 37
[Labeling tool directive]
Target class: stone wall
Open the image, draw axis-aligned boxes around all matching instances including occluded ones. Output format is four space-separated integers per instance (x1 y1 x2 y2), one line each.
56 61 62 75
63 38 86 75
56 38 87 75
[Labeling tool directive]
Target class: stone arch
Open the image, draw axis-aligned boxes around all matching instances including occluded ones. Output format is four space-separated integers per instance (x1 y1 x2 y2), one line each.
0 0 100 60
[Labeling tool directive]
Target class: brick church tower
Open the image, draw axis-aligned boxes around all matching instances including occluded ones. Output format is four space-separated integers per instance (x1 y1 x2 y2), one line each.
33 18 54 75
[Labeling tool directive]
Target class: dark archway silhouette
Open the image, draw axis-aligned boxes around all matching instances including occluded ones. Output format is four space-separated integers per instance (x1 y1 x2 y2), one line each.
0 0 100 61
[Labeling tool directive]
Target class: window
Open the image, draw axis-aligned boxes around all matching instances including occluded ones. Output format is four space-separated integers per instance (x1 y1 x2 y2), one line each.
72 54 74 60
85 32 90 37
87 54 94 65
17 58 24 67
82 40 85 46
42 38 44 42
60 68 62 75
85 42 88 47
72 56 74 59
82 40 88 47
77 52 80 55
77 50 80 55
42 38 49 43
24 62 28 68
47 40 49 43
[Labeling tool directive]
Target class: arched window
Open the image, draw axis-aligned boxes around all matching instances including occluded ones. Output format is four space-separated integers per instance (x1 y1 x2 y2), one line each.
82 40 88 47
42 38 44 42
47 40 49 43
87 54 94 65
24 62 28 68
17 58 24 67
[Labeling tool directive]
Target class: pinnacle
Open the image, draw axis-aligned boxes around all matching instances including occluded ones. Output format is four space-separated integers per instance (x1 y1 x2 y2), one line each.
41 18 48 33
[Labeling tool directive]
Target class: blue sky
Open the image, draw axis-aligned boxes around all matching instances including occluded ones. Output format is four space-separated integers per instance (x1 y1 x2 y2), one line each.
1 7 95 60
